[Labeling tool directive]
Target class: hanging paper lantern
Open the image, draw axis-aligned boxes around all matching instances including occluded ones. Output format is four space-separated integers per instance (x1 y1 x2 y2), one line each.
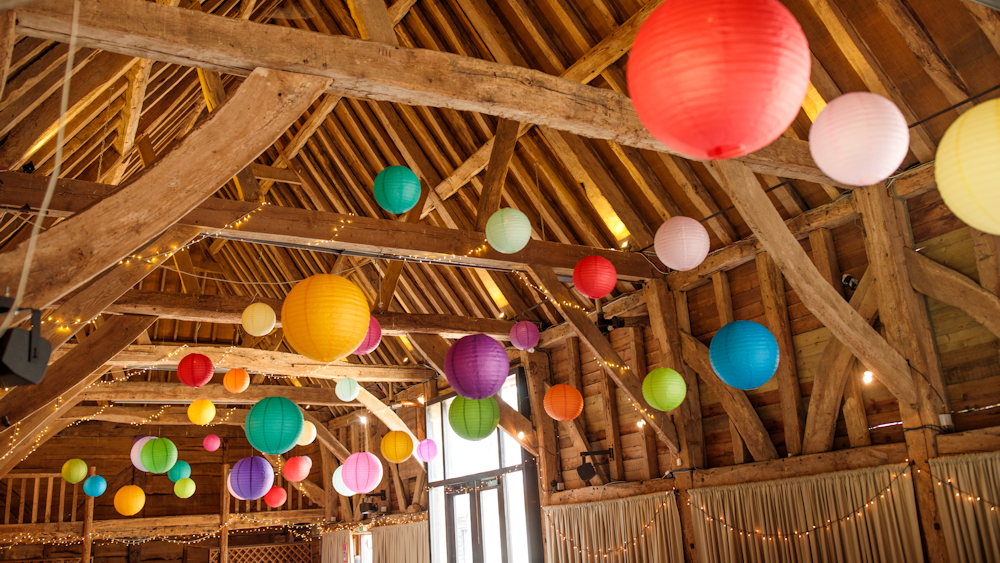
114 485 145 516
297 421 317 447
628 0 811 160
282 274 370 362
642 368 687 411
83 475 106 497
709 320 780 390
245 397 304 455
380 431 414 464
282 456 313 482
132 435 145 445
486 208 531 254
336 377 360 402
449 396 500 441
509 321 539 351
573 256 617 300
242 302 276 337
353 316 382 356
543 384 584 422
227 472 245 501
445 334 508 400
61 459 87 483
131 437 154 472
224 368 250 394
231 456 274 501
140 438 178 474
341 452 383 494
188 399 216 426
415 439 438 463
654 217 710 272
167 460 192 483
177 353 214 388
174 478 196 499
264 486 287 508
332 466 355 497
809 92 909 187
935 98 1000 235
203 434 221 452
374 166 421 214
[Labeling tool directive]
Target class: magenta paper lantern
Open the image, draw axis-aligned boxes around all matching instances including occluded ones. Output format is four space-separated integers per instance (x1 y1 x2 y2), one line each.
342 452 383 495
203 434 221 452
231 456 274 501
509 321 539 351
227 472 245 501
445 334 509 399
353 316 382 356
654 216 711 272
415 439 439 462
131 437 154 472
282 456 313 482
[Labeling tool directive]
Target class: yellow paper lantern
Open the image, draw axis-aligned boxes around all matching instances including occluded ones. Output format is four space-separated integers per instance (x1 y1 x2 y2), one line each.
242 302 276 337
114 485 145 516
281 275 370 362
224 368 250 393
297 421 317 446
935 98 1000 235
380 431 413 464
188 399 216 426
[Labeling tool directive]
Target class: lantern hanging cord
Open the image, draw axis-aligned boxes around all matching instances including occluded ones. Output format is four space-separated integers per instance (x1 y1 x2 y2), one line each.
906 82 1000 130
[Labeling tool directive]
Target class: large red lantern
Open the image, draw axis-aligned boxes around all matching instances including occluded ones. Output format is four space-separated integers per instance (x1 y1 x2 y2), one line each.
177 353 214 388
628 0 811 160
573 256 617 300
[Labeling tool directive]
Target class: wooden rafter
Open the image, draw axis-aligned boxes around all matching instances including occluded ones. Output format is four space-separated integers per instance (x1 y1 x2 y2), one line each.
906 247 1000 340
77 382 355 406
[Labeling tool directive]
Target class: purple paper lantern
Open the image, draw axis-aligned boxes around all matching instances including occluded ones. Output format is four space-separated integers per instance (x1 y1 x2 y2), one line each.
445 334 509 399
509 321 539 351
353 316 382 356
341 452 383 494
415 439 439 462
231 456 274 501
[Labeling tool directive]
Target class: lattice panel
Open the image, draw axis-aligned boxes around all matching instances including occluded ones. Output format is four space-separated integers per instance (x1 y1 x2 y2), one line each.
210 542 312 563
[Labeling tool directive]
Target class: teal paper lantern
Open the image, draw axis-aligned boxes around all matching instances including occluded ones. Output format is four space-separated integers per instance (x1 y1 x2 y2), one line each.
373 166 421 214
167 460 192 483
83 475 107 497
140 438 178 474
642 368 687 411
174 478 196 499
448 396 500 441
485 208 531 254
709 320 779 390
245 397 304 455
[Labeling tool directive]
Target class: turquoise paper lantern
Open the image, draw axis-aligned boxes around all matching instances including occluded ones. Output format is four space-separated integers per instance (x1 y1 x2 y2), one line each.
485 208 531 254
709 320 779 390
83 475 106 497
373 166 421 214
244 397 304 455
140 438 178 474
642 368 686 411
167 460 192 483
448 396 500 441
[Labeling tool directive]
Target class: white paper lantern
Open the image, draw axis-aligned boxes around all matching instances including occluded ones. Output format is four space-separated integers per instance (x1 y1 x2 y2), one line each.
297 421 317 446
654 217 710 272
808 92 909 187
935 98 1000 235
242 302 276 337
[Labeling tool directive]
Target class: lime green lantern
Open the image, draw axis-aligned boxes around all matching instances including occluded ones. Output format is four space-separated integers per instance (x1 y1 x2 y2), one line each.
61 459 88 483
642 368 687 411
140 438 178 474
448 396 500 441
486 208 531 254
174 478 196 499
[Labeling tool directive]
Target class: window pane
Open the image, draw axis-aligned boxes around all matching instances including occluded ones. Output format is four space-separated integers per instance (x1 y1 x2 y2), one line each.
429 487 448 563
503 471 530 563
480 488 503 563
453 493 474 563
499 376 522 468
427 402 445 482
360 534 372 563
443 397 500 479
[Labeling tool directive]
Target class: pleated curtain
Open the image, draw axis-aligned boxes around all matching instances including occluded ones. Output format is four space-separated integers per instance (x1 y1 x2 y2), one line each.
372 521 430 563
543 491 685 563
688 464 922 563
929 451 1000 563
322 530 353 563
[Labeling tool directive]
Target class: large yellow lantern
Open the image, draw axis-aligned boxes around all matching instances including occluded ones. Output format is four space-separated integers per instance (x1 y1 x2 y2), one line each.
935 98 1000 235
281 275 370 362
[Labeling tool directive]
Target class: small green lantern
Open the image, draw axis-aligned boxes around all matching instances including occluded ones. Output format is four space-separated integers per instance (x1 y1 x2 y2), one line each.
174 478 196 499
61 459 88 483
486 208 531 254
140 438 178 474
642 368 687 411
448 396 500 441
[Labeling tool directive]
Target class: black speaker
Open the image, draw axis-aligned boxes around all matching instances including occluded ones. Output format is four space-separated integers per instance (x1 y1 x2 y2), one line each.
0 297 51 387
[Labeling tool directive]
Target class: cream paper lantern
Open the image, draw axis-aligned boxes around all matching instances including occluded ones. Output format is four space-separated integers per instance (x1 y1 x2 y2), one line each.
935 98 1000 235
297 421 317 446
242 302 276 337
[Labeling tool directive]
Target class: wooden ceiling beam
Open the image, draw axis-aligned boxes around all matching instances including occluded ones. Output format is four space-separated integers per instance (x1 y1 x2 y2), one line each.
0 10 14 101
78 382 355 406
474 118 520 232
906 247 1000 340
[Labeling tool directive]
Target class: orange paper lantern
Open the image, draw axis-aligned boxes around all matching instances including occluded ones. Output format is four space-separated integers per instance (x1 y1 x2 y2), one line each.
224 368 250 394
281 275 370 362
543 384 584 422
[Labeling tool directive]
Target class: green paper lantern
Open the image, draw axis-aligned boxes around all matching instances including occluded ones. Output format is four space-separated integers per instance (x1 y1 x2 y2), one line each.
373 166 421 214
245 397 304 455
61 459 88 484
448 396 500 441
174 478 196 499
140 438 178 474
642 368 687 411
167 460 191 483
485 208 531 254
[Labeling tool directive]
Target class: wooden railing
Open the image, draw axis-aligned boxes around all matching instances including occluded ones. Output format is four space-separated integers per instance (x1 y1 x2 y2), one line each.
229 475 316 514
1 473 76 526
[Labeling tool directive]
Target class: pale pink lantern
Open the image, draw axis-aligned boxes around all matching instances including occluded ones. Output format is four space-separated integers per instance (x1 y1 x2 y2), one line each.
203 434 221 452
131 437 154 472
654 217 710 272
341 452 383 494
509 321 539 351
227 472 246 501
809 92 909 187
353 316 382 356
415 439 438 462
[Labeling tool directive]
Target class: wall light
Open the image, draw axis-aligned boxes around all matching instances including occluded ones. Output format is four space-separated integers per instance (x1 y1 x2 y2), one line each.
863 370 874 384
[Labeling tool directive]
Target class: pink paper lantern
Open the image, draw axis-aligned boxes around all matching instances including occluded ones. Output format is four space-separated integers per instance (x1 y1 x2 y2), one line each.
509 321 539 351
203 434 221 452
282 456 313 482
808 92 909 187
353 316 382 356
415 439 438 462
445 334 509 400
654 217 711 272
227 472 245 501
131 437 154 472
341 452 383 495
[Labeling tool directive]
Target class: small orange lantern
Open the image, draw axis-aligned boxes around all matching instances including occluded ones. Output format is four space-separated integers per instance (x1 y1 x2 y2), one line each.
543 384 584 421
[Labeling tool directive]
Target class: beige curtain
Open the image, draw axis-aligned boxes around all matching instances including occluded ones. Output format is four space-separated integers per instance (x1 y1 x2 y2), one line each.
543 491 685 563
689 464 922 563
372 521 430 563
930 451 1000 562
322 530 353 563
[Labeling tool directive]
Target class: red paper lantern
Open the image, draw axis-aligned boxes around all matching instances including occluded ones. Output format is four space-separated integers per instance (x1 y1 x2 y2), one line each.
282 456 312 482
263 486 287 508
628 0 811 160
177 354 214 388
573 256 617 300
544 384 584 422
